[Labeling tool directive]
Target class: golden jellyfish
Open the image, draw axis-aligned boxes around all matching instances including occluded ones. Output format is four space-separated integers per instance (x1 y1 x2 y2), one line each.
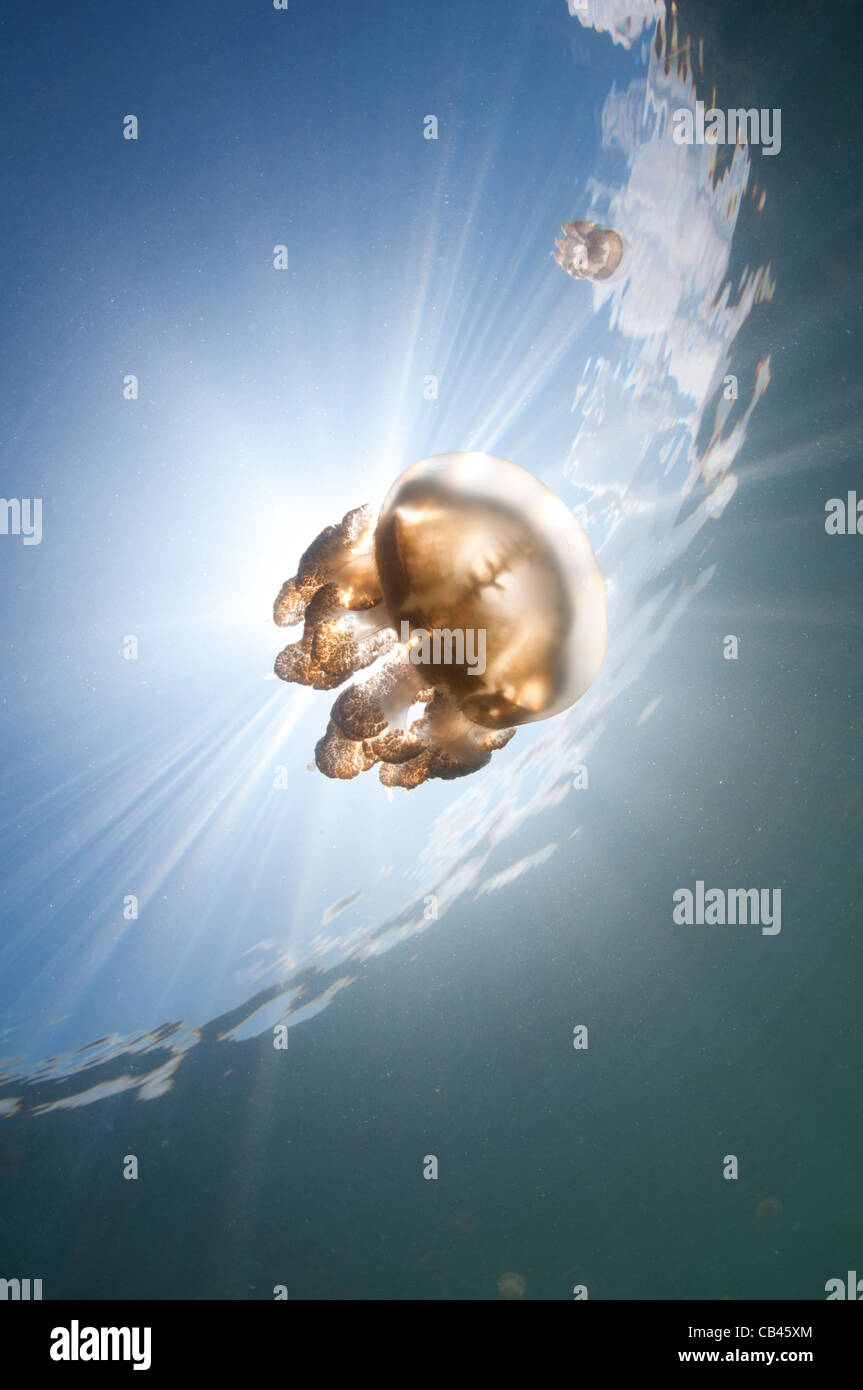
553 219 624 283
497 1271 527 1300
755 1197 783 1224
272 452 607 789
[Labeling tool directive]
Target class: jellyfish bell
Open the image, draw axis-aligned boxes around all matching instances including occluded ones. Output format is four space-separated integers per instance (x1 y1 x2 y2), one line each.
553 219 625 283
497 1271 526 1300
375 453 606 729
272 452 607 788
755 1197 783 1224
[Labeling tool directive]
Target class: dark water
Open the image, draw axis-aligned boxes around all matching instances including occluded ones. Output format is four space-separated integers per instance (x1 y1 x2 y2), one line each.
1 0 861 1300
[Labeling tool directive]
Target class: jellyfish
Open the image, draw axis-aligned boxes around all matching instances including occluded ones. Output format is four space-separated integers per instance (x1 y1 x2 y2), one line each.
272 452 607 788
497 1271 526 1300
553 219 624 282
755 1197 783 1224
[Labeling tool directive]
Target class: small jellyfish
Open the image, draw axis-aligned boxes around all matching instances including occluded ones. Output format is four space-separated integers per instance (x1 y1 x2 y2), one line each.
497 1271 526 1300
755 1197 783 1224
553 219 624 283
272 452 607 788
